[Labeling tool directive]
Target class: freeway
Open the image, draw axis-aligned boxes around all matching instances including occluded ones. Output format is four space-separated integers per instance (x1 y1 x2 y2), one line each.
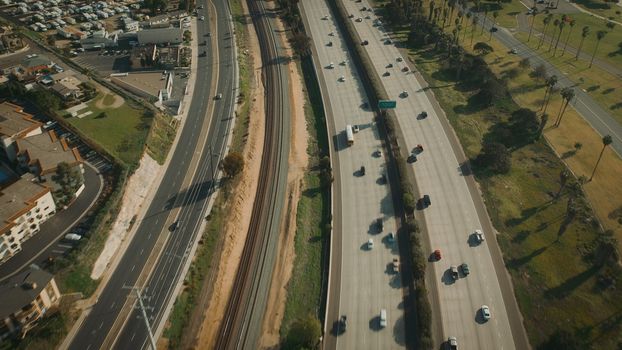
340 0 529 348
469 5 622 156
301 1 406 349
66 0 237 349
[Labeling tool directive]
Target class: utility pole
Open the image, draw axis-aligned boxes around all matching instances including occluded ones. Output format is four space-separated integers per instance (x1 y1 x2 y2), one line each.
123 286 157 350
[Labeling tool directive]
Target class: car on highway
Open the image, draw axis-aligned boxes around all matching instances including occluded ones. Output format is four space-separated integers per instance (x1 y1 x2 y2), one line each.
215 93 223 99
474 229 485 243
340 59 348 65
418 111 428 119
64 233 82 241
380 309 387 328
400 90 409 97
385 39 392 44
352 124 359 133
383 71 391 77
510 48 518 54
461 263 470 276
490 26 498 32
169 220 180 231
375 148 382 157
338 76 345 82
377 218 383 232
447 336 458 349
365 15 371 19
414 144 424 153
451 265 459 280
327 41 333 46
392 258 399 273
423 194 431 207
367 238 374 249
199 15 205 20
481 305 491 321
386 63 393 68
328 31 334 36
402 66 410 72
387 232 395 243
327 62 334 69
396 56 403 62
349 14 355 18
434 249 442 260
338 315 347 333
361 40 369 45
360 165 366 175
356 17 363 22
322 15 328 20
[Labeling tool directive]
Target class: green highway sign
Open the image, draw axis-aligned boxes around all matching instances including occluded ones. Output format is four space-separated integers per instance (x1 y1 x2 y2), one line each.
378 100 397 109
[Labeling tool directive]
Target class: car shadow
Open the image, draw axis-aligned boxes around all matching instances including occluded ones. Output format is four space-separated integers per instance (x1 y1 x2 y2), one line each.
441 269 456 285
475 309 488 324
369 316 383 331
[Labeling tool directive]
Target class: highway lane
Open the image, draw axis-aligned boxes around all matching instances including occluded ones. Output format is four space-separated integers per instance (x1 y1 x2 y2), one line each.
467 5 622 156
66 0 237 349
301 1 405 349
341 0 524 348
115 0 238 348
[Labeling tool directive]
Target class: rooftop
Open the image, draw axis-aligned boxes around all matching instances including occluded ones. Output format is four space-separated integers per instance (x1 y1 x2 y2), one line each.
0 267 54 319
0 102 42 139
112 71 169 99
21 54 53 69
16 131 82 175
0 177 50 235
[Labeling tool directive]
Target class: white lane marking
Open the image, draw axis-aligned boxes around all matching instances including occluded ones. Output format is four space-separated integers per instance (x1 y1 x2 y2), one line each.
131 265 136 272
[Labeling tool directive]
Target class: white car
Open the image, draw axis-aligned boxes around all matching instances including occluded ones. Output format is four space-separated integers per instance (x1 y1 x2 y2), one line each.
199 16 205 21
474 229 485 243
352 124 359 133
396 56 403 62
322 15 328 20
215 93 223 99
340 59 348 65
327 62 334 69
367 238 374 249
481 305 491 321
338 76 345 82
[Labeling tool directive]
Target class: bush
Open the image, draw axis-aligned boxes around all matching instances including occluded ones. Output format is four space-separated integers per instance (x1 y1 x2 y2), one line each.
221 152 244 178
283 315 321 350
477 141 512 174
403 192 416 214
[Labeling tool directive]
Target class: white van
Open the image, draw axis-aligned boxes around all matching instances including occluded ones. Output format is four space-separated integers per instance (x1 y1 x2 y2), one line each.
380 309 387 328
64 233 82 241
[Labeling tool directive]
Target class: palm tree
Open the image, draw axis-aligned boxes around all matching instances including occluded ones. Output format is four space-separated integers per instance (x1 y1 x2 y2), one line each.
463 12 472 41
541 75 558 112
442 8 449 29
538 14 553 49
561 19 575 57
589 135 613 181
555 87 575 127
589 30 607 68
527 8 538 42
552 17 566 55
575 26 590 60
557 169 570 198
471 16 478 44
489 11 498 40
481 8 488 35
548 19 560 52
428 0 436 22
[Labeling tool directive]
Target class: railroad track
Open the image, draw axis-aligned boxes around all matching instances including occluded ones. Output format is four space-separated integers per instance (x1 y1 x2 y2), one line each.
214 0 289 348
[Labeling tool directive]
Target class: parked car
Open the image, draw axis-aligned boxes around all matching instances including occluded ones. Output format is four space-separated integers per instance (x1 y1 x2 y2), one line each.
422 194 431 207
450 265 459 280
338 315 347 333
392 258 400 273
461 263 470 276
434 249 442 260
367 238 374 249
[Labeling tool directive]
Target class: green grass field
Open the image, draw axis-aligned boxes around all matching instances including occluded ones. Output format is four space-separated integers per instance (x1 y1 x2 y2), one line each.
67 94 149 166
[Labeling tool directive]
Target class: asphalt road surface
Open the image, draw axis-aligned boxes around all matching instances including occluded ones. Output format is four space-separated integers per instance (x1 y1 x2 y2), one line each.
301 1 406 349
467 4 622 156
66 1 237 349
341 0 529 348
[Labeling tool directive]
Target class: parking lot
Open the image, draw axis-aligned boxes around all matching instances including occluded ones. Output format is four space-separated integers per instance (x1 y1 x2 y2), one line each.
72 49 131 75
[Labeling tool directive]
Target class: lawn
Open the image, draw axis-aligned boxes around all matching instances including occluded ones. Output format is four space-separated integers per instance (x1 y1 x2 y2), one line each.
280 57 330 337
572 0 622 20
67 94 150 167
382 6 622 347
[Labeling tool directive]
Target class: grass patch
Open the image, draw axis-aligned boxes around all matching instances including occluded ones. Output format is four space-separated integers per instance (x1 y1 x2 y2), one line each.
66 94 150 167
101 93 117 107
145 112 177 164
230 0 253 152
280 56 330 338
400 32 622 349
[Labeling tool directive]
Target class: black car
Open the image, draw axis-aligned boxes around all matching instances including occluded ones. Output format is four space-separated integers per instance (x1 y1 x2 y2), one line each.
361 40 369 45
423 194 431 207
377 218 383 232
340 315 347 332
418 111 428 119
360 166 366 175
490 26 498 32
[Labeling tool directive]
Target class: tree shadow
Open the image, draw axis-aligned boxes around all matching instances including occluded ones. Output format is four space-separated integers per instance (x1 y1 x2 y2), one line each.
511 230 531 243
544 265 600 299
602 87 615 95
507 246 548 269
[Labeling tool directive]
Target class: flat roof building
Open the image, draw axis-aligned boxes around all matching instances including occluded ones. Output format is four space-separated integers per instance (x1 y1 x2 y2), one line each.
15 130 83 177
0 102 43 162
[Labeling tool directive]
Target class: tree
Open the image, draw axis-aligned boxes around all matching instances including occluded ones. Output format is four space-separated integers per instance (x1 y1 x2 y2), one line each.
403 192 416 214
557 169 570 198
541 75 558 115
575 26 590 60
537 330 584 350
548 19 560 52
283 315 321 350
290 32 311 57
183 30 191 42
532 63 548 81
221 152 244 178
554 87 575 127
538 14 553 49
589 135 612 181
551 16 566 55
473 41 493 55
590 30 607 68
561 19 575 56
53 162 84 206
47 34 56 46
519 57 530 69
527 8 538 42
510 108 540 137
470 16 478 45
477 141 511 174
144 0 168 14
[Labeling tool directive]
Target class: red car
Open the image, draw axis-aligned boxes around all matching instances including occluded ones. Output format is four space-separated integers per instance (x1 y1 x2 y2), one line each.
434 249 442 260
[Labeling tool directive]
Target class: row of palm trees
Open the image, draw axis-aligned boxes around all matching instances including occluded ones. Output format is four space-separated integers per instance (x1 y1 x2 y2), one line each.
527 12 609 67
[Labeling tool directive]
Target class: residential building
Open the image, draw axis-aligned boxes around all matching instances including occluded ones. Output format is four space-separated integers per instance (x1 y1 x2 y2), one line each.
0 267 61 339
20 54 54 76
137 27 183 45
50 77 83 100
0 178 56 262
122 17 139 32
80 30 118 50
15 130 83 178
0 102 43 162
